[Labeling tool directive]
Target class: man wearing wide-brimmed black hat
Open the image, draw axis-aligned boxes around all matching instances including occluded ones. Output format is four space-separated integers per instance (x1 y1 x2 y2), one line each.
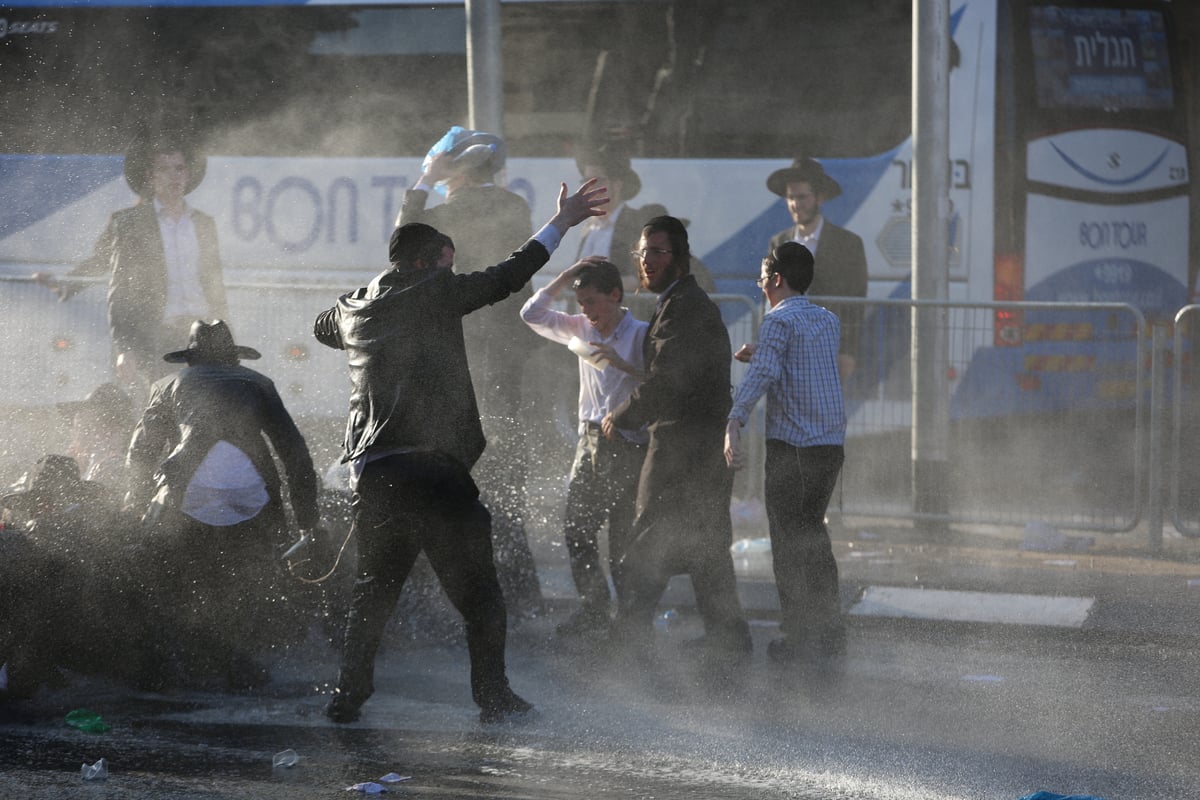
576 140 716 295
36 130 227 389
766 157 867 379
125 319 318 690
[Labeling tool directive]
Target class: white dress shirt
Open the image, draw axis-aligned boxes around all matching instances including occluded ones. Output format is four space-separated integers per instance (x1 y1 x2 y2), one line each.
791 216 825 257
181 440 269 526
520 286 648 443
156 200 210 320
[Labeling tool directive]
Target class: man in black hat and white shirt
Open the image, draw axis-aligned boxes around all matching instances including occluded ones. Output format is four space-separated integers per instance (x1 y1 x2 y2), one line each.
577 140 716 295
36 131 227 389
126 319 319 689
766 157 867 379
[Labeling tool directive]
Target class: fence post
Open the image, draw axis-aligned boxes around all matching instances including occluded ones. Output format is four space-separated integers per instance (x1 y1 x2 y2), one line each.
1147 323 1166 550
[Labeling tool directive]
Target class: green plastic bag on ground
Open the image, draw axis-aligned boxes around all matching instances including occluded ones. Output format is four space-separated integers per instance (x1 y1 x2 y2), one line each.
65 708 111 734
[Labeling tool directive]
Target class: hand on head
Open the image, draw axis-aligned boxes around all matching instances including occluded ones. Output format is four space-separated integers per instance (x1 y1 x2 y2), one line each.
421 152 455 186
566 255 609 278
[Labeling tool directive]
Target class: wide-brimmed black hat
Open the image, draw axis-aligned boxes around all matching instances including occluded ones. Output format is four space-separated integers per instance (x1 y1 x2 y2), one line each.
56 382 135 430
163 320 261 364
123 130 207 199
766 157 842 200
1 454 106 514
576 140 641 201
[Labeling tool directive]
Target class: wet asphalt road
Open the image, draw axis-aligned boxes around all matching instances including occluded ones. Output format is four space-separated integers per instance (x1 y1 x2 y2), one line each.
2 602 1198 800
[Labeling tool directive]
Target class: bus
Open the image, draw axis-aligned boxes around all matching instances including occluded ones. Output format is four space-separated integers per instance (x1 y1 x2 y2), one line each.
0 0 1192 436
709 0 1193 433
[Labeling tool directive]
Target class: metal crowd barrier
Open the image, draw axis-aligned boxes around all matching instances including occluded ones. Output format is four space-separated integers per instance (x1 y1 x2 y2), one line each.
819 296 1148 534
1171 305 1200 538
5 273 1180 540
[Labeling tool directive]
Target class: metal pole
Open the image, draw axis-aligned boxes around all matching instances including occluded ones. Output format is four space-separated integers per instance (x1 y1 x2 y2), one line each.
1148 323 1165 550
911 0 952 526
465 0 504 136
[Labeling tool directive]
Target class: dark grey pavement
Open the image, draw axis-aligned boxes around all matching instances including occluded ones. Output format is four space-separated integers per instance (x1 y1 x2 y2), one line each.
2 513 1198 799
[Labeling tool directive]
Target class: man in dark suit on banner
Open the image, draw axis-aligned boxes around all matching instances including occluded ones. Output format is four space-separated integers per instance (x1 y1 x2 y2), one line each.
576 140 716 295
37 130 227 390
766 157 867 380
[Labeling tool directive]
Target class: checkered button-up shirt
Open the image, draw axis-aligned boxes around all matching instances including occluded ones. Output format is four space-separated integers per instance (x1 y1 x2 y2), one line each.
729 294 845 447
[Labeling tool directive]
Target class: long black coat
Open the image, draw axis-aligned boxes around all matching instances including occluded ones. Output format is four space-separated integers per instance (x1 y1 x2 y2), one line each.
610 274 732 540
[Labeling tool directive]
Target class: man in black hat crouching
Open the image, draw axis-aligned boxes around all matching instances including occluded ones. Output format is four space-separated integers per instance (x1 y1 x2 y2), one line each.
314 179 607 725
766 157 867 380
126 320 320 690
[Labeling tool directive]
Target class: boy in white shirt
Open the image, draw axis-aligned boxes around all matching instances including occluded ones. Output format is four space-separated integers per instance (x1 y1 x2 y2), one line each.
520 258 647 637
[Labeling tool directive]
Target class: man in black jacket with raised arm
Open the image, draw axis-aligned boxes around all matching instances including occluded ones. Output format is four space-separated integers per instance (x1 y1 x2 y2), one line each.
314 178 607 725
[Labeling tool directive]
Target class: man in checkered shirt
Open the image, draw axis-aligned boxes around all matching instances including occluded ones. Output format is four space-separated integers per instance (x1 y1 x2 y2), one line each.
724 241 848 668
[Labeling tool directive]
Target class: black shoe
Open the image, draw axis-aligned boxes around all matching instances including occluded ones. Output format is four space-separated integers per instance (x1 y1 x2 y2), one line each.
814 625 847 660
768 627 846 665
325 692 363 724
766 636 802 664
555 606 610 638
479 691 537 725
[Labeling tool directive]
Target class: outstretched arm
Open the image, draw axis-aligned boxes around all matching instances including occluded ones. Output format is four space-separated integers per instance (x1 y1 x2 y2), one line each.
451 180 610 317
546 178 609 237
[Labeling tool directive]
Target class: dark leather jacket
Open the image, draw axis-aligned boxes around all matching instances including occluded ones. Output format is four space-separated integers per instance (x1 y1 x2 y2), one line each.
399 185 540 419
127 362 319 530
313 239 551 470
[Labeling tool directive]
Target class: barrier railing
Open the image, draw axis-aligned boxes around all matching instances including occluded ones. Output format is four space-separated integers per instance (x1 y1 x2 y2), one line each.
817 296 1147 533
1171 305 1200 538
0 274 1175 538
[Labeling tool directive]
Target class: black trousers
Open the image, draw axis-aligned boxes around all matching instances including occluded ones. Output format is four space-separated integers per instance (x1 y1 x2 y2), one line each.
110 500 294 689
764 440 845 641
614 425 748 647
563 425 645 611
333 451 513 710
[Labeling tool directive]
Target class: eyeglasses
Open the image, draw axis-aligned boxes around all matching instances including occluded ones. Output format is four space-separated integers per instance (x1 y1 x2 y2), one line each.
631 248 673 260
756 274 775 288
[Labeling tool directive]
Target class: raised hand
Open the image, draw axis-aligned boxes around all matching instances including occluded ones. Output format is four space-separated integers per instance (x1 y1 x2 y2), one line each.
550 178 609 234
